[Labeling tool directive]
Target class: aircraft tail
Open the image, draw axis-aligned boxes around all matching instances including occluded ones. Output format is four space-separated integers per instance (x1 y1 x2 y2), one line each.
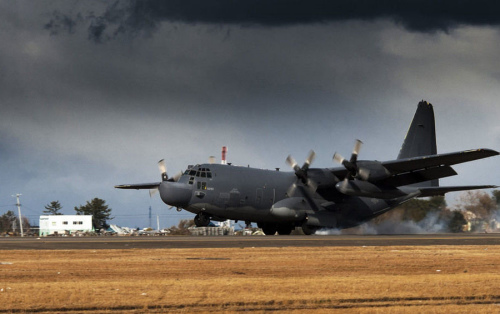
398 100 438 187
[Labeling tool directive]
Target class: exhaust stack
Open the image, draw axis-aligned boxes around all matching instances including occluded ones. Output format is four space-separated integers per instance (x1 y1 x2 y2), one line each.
221 146 228 165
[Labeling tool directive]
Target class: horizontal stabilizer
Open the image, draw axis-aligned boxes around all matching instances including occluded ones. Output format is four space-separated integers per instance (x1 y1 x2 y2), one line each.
115 182 161 190
418 185 498 197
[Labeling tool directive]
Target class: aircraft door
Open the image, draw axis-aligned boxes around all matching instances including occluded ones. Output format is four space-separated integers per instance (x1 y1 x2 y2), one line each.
228 189 240 207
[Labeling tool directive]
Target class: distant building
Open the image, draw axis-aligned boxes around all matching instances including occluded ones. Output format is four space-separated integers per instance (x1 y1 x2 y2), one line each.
39 215 93 236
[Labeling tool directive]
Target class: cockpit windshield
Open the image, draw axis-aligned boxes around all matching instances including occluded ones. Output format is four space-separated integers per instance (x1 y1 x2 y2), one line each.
183 165 212 178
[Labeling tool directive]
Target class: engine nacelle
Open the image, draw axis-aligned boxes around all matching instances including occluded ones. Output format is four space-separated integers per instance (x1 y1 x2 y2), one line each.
336 179 407 199
356 160 391 182
270 197 307 221
159 181 193 207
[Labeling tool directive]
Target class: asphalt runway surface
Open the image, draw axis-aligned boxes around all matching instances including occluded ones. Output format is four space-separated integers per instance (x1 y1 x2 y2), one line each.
1 233 500 250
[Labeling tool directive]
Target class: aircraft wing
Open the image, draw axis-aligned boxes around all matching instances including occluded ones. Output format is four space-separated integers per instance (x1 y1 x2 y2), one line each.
115 182 161 189
381 149 498 173
330 148 498 187
417 185 498 197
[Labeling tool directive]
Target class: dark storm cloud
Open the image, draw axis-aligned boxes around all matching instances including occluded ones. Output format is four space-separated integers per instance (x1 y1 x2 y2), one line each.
45 0 500 42
44 11 82 35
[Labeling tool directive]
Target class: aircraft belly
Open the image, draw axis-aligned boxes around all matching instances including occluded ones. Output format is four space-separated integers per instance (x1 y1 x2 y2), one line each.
336 197 391 229
224 206 272 222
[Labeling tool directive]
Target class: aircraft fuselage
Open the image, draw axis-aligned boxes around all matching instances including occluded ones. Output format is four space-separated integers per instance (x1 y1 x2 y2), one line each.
167 163 397 230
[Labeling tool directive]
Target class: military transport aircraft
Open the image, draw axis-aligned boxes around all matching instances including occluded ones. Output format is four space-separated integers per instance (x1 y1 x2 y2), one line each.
116 101 498 235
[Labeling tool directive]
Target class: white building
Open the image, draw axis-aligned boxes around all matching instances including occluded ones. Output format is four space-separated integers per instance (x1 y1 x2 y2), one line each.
39 215 94 236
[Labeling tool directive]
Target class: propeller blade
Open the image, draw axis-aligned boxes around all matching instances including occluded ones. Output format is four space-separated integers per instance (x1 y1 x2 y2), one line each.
158 159 168 181
286 155 299 171
334 140 364 178
302 150 316 171
333 152 345 165
295 184 320 211
158 159 166 174
337 178 350 194
358 167 371 181
149 188 159 198
286 183 297 197
306 178 318 194
350 139 363 163
334 152 356 172
171 171 183 182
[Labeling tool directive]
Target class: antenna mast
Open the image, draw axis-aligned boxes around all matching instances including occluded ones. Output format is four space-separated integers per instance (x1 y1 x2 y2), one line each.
149 206 152 229
13 194 24 237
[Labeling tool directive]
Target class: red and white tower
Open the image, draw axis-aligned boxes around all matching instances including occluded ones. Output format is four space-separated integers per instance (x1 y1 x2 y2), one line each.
221 146 228 165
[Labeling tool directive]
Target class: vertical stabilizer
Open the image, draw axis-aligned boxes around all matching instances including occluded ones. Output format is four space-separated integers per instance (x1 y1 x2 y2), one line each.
398 100 438 186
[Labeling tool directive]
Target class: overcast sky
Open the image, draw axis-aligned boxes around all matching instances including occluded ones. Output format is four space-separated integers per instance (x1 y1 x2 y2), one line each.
1 0 499 229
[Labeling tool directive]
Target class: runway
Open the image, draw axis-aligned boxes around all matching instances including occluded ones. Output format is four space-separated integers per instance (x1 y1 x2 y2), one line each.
1 233 500 250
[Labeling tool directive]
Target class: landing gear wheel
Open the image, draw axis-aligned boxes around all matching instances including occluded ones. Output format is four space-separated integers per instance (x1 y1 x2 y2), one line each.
194 213 211 227
261 224 277 236
277 225 293 235
301 223 317 235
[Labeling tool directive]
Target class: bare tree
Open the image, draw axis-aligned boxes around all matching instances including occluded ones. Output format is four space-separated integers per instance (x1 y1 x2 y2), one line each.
168 219 194 235
456 191 497 220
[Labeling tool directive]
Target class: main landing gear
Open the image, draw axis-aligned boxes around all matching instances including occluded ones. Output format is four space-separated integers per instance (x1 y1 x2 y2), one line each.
259 223 294 235
194 213 211 227
301 222 318 236
257 222 318 235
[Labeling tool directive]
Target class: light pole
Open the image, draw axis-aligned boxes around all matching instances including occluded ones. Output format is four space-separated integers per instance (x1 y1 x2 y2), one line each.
13 194 24 237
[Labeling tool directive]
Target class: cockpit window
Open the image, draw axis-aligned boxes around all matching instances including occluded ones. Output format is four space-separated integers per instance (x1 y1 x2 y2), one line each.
184 166 212 179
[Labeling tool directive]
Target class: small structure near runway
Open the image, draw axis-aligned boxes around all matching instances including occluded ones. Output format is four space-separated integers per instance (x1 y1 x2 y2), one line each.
189 226 234 236
39 215 93 236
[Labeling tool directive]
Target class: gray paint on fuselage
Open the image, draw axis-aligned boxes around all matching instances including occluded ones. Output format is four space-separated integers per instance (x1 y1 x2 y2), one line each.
179 164 297 222
179 163 395 226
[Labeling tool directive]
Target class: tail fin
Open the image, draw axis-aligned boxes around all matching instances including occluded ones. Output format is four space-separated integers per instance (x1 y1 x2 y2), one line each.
398 100 438 187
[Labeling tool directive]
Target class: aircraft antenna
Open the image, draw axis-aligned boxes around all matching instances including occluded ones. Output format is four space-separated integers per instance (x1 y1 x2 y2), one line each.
149 206 152 229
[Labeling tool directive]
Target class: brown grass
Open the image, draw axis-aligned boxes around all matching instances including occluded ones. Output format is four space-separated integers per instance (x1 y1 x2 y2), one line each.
1 246 500 313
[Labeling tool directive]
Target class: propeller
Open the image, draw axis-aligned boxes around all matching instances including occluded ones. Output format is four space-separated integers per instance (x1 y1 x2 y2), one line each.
150 159 182 198
286 150 316 182
333 140 363 192
157 159 182 182
333 139 363 178
285 150 318 200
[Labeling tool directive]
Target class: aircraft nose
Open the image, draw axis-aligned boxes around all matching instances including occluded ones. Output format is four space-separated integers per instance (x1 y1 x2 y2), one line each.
158 182 192 207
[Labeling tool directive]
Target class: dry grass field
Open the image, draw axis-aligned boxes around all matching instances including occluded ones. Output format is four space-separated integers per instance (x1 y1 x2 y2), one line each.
1 245 500 313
